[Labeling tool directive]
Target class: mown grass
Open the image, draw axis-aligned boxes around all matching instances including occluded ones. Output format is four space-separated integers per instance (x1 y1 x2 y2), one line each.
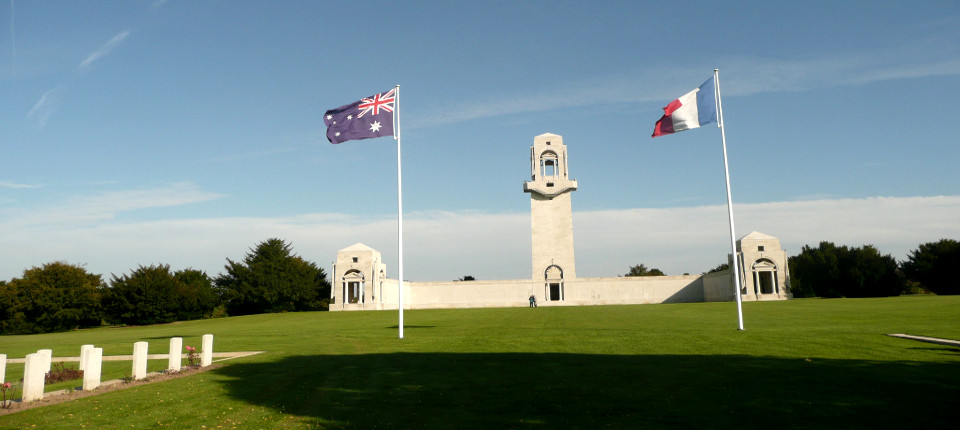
1 296 958 429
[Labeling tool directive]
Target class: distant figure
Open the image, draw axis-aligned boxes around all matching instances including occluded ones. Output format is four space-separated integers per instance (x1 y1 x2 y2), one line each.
529 295 537 308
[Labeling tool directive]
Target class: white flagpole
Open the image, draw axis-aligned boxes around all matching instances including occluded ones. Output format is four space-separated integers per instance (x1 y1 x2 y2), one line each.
715 69 745 330
394 84 405 339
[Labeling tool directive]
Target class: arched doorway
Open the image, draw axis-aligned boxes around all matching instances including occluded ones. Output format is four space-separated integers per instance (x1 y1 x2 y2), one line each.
751 259 779 295
544 265 564 301
342 269 365 304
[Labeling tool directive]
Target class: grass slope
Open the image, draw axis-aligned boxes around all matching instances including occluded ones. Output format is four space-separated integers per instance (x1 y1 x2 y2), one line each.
1 296 958 429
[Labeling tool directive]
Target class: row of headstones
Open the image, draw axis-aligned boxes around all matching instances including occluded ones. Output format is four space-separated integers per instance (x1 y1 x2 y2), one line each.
0 334 213 403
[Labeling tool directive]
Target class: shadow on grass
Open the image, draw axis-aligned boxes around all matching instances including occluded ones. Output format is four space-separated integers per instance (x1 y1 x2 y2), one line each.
214 352 960 429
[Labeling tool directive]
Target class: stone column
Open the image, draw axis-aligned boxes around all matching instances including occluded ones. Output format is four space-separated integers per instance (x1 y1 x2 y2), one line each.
0 353 6 384
132 342 148 380
22 353 45 402
168 337 182 371
82 347 103 391
201 334 214 367
79 344 94 371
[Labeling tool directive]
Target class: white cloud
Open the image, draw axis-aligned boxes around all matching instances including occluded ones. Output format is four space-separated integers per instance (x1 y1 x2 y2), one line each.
575 195 960 277
79 30 131 69
0 181 41 189
1 193 957 282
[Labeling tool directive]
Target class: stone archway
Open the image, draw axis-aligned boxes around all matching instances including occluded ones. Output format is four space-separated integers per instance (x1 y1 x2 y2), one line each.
545 265 564 301
342 269 365 304
751 259 778 295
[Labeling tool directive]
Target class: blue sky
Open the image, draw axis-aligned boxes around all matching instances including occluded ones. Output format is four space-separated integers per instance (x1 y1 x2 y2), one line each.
2 0 959 282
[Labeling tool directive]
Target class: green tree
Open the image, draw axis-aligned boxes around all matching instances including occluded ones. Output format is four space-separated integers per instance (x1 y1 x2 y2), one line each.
103 265 221 325
788 242 903 298
706 263 729 274
215 238 331 315
0 262 104 334
625 264 665 277
174 268 222 319
901 239 960 295
104 264 179 325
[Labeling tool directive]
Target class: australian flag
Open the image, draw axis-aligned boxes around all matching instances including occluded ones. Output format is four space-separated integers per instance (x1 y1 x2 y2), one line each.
324 88 396 144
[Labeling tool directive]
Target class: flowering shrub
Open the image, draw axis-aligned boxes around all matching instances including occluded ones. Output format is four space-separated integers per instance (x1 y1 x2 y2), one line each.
1 382 19 409
45 362 83 384
185 345 200 367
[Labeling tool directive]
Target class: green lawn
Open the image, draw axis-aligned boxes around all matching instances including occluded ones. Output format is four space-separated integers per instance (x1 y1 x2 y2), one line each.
1 296 959 429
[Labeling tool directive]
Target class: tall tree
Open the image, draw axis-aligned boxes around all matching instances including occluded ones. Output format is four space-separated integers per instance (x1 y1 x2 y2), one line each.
215 238 331 315
625 264 665 277
103 265 220 325
0 262 104 334
901 239 960 295
174 268 222 319
789 241 903 298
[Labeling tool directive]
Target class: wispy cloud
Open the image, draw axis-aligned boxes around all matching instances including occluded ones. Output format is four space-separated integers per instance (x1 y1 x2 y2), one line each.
1 182 223 228
79 30 131 69
26 30 132 127
415 41 960 129
210 146 302 163
2 194 957 282
27 87 60 127
0 181 41 189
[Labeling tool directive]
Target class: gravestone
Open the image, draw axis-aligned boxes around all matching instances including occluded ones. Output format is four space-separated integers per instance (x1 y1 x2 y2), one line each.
82 347 103 391
22 353 45 401
0 353 6 384
201 334 214 367
132 342 148 380
168 337 182 371
37 349 52 374
79 344 94 371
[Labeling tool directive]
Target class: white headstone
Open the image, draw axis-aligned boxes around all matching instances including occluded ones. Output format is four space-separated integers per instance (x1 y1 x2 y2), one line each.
37 349 53 374
201 334 214 367
82 347 103 391
132 342 148 380
0 353 6 384
79 344 94 371
22 353 45 402
168 337 182 371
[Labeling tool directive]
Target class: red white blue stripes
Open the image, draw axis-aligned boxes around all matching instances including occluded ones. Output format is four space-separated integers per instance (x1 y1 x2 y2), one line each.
651 76 717 138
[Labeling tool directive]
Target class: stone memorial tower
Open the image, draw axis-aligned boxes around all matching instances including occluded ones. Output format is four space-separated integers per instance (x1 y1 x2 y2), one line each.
523 133 577 301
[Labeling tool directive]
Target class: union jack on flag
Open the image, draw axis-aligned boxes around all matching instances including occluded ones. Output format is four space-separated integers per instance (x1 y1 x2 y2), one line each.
357 88 396 118
324 88 396 144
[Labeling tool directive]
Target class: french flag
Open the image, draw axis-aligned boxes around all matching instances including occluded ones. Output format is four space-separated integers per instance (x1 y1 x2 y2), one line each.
652 76 717 138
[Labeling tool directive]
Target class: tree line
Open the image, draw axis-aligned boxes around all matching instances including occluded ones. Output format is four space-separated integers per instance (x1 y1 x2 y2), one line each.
788 238 959 298
626 238 957 298
3 236 956 335
0 238 330 335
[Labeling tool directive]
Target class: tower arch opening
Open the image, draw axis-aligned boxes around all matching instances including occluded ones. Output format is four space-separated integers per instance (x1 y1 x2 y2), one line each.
539 150 559 178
